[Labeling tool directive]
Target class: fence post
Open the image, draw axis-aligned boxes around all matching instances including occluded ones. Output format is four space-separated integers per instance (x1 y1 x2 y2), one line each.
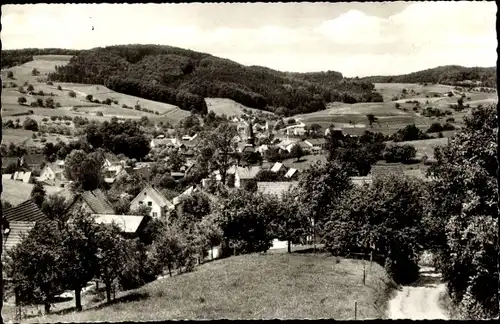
363 261 366 286
354 300 357 320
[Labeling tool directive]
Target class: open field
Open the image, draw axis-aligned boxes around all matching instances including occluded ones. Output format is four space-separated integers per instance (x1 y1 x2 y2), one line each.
1 179 72 207
205 98 272 117
282 154 328 172
389 137 449 160
12 253 395 322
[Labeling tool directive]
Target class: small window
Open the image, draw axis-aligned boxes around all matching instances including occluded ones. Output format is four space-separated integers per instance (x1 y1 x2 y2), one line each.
152 212 158 217
139 201 143 205
148 201 152 207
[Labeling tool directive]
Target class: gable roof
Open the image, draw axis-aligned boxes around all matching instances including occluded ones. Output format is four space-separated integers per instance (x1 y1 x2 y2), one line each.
350 176 373 186
3 221 36 252
104 152 120 163
370 163 405 178
257 181 299 198
45 162 65 174
13 171 32 183
173 185 198 205
271 162 284 173
71 189 115 214
284 168 298 178
3 200 50 223
305 138 327 146
132 186 174 209
237 166 262 180
2 157 19 168
22 154 45 165
92 214 145 233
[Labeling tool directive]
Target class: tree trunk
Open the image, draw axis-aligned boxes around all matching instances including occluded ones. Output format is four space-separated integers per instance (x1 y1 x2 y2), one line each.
211 246 214 260
168 264 172 277
105 284 112 303
44 300 51 314
288 240 291 253
74 287 82 311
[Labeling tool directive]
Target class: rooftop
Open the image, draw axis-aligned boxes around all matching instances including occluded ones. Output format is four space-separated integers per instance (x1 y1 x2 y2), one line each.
3 199 49 223
92 214 145 233
257 181 299 198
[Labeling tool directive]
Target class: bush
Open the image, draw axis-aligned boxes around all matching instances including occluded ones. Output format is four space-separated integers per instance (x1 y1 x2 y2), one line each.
7 71 14 78
113 100 118 104
57 85 62 90
17 96 27 105
442 123 455 131
40 138 47 143
27 84 34 92
427 122 444 133
28 110 34 114
30 102 38 107
383 144 417 163
104 98 112 105
55 102 61 108
446 117 455 123
31 68 40 76
42 117 49 122
68 90 77 98
46 81 53 85
23 118 39 131
96 111 104 116
86 94 93 102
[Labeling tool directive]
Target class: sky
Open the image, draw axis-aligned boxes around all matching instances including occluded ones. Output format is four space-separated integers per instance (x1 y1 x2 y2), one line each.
1 2 497 77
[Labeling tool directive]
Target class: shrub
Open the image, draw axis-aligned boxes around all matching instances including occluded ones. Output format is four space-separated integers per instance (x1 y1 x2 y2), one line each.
96 111 104 116
42 118 49 122
46 81 54 85
17 96 27 105
113 100 118 104
28 110 34 114
40 138 47 143
27 84 34 92
23 118 39 131
50 116 58 121
36 98 44 107
122 104 129 108
68 90 77 98
31 68 40 76
93 99 101 104
104 98 112 105
56 102 61 108
57 85 62 90
30 102 38 107
446 117 455 123
7 71 14 78
427 122 444 133
442 123 455 131
86 94 93 102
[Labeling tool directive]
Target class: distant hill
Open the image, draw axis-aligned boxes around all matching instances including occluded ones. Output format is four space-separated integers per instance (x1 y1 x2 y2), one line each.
360 65 496 88
1 48 80 69
3 45 382 116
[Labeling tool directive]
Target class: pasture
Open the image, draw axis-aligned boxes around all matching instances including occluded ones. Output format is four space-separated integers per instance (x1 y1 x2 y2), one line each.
16 253 395 322
1 179 72 207
389 137 449 160
205 98 272 117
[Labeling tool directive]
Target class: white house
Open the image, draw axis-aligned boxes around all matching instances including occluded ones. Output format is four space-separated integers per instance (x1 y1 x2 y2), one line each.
130 185 174 219
12 171 32 184
39 163 66 182
103 153 122 168
285 123 306 136
277 139 299 153
234 166 261 188
270 162 286 173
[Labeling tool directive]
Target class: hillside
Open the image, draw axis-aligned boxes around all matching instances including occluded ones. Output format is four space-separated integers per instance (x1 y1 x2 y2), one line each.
360 65 496 88
1 45 383 116
17 253 396 322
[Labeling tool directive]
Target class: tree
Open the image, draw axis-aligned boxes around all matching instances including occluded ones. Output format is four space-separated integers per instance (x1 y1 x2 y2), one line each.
41 194 68 226
427 105 497 318
196 214 223 260
23 118 39 131
241 151 262 166
27 84 34 92
30 181 46 208
5 221 65 314
366 114 377 128
176 192 211 229
3 162 18 174
166 149 186 171
31 68 40 76
65 150 104 191
151 223 188 277
95 223 128 303
264 146 282 162
323 174 426 284
290 143 304 162
45 97 55 108
60 213 100 311
297 160 352 250
37 98 44 107
203 123 237 185
383 144 417 163
17 96 27 105
270 189 309 253
216 190 276 256
86 94 93 102
68 90 76 98
7 70 14 78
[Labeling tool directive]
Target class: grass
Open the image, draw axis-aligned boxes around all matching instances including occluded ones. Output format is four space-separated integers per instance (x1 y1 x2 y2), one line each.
1 179 72 206
16 253 396 322
389 137 449 160
205 97 271 117
281 154 328 172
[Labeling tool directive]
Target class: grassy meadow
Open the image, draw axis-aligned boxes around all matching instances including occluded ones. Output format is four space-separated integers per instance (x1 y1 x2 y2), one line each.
9 253 396 322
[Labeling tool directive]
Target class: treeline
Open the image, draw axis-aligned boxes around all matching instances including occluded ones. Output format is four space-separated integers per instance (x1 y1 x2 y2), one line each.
361 65 496 88
1 48 80 68
46 44 382 116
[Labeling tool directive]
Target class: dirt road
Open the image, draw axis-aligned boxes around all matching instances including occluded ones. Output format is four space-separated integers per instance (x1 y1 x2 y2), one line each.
387 266 449 320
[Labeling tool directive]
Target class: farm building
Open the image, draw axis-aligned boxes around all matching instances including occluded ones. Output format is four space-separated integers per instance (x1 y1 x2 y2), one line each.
130 185 174 219
39 162 67 183
350 176 373 187
304 138 327 151
20 154 45 170
370 162 405 179
284 124 306 136
3 199 50 224
2 221 36 252
284 168 298 179
11 171 32 184
91 214 147 238
65 189 115 217
257 181 299 198
235 166 262 188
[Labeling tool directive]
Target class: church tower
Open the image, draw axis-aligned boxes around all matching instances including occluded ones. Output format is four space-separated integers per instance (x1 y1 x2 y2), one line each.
246 119 255 146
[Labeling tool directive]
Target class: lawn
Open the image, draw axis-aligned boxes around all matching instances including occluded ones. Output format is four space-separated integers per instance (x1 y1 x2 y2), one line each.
389 137 449 160
1 179 72 207
205 98 272 117
15 253 396 322
282 154 328 172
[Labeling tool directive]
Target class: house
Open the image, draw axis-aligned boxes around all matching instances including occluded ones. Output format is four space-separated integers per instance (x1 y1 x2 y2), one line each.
65 189 115 217
235 166 261 188
350 176 373 187
172 185 198 206
3 199 51 223
103 152 122 168
170 172 186 181
304 138 327 151
20 154 45 170
325 126 343 136
2 221 36 252
277 139 299 153
257 181 299 198
370 162 405 179
285 123 306 136
256 145 269 155
150 138 180 149
270 162 286 173
182 133 198 141
104 165 129 184
2 157 20 172
284 168 298 179
91 214 147 237
12 171 32 183
39 162 66 183
130 185 174 218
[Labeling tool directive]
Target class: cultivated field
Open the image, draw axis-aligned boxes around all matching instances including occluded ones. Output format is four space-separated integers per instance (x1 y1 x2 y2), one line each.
16 253 396 322
389 137 449 160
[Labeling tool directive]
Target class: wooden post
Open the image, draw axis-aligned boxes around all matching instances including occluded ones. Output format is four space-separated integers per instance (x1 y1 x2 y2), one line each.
370 250 373 271
363 261 366 286
354 301 357 320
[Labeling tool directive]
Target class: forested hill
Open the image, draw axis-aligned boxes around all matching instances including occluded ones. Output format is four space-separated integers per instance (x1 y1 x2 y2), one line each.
361 65 497 88
36 44 383 116
1 48 81 68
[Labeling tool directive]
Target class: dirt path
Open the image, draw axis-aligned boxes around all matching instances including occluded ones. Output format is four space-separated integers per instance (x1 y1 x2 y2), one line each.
387 266 449 320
